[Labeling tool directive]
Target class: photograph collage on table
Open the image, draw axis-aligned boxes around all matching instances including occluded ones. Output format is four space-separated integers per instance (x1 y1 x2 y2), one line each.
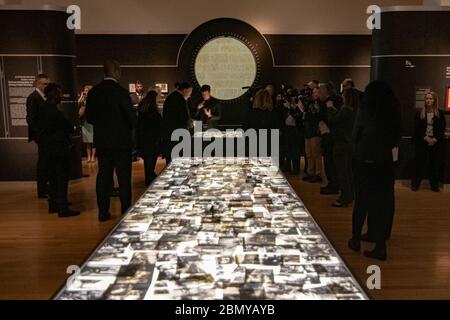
56 158 367 300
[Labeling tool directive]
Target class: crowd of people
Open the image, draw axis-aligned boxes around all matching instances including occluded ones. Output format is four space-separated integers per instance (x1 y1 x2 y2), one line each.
25 60 447 261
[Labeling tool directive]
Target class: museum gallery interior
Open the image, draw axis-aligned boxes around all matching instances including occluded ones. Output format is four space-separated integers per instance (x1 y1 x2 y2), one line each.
0 0 450 301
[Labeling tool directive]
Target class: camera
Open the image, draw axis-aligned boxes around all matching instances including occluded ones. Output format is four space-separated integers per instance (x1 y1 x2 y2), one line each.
298 86 313 106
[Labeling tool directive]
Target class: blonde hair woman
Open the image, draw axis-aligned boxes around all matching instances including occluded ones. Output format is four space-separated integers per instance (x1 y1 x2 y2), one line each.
412 91 447 192
243 89 279 155
78 84 95 163
252 89 273 111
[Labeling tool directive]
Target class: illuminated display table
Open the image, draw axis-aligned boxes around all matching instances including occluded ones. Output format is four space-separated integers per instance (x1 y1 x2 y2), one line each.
55 158 367 300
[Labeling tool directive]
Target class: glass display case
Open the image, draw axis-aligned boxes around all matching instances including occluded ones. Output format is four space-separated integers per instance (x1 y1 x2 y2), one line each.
55 158 368 300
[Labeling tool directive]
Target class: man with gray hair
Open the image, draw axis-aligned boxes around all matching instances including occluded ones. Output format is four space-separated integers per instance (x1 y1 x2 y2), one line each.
86 60 137 222
26 74 50 199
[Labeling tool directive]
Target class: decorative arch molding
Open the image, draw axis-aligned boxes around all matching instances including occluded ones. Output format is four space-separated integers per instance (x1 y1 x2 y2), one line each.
177 17 275 108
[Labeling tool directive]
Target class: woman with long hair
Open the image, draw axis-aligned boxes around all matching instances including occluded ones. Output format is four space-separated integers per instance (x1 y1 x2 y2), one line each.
348 81 401 261
78 84 96 162
137 90 162 186
411 91 446 192
243 89 279 159
243 89 276 129
328 87 360 207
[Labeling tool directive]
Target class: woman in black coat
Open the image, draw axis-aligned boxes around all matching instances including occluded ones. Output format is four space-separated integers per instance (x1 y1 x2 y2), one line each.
243 89 279 159
411 91 447 192
348 81 401 261
137 90 163 186
244 89 278 130
280 95 304 175
328 88 359 207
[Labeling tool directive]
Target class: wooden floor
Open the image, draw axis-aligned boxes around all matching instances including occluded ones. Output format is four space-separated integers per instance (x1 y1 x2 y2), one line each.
0 159 449 300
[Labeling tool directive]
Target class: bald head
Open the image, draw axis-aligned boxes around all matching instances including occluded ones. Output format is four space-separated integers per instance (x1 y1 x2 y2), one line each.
104 60 122 80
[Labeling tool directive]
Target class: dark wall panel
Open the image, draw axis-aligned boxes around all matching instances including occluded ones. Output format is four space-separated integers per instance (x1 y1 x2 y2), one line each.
372 10 450 181
265 35 372 66
0 61 4 138
0 9 80 181
76 35 186 65
75 32 372 125
76 66 182 93
1 56 39 138
372 10 450 136
372 12 450 56
0 11 75 55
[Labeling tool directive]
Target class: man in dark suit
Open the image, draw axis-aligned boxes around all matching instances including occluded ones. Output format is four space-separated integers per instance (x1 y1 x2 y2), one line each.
26 74 49 198
194 85 222 130
162 82 193 164
86 60 137 222
36 83 80 218
129 81 145 107
129 81 145 162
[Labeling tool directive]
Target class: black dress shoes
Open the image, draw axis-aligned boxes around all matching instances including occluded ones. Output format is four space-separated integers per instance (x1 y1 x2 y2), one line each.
364 249 387 261
348 238 361 252
58 208 81 218
99 212 113 222
332 200 352 208
308 176 323 183
111 188 120 197
49 206 59 214
360 233 376 243
49 202 73 214
320 187 339 195
431 187 440 193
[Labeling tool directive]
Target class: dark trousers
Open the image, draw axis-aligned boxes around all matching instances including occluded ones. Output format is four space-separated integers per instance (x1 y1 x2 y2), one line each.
280 127 302 174
164 139 189 165
412 143 442 189
352 160 395 242
142 151 158 187
290 156 300 173
131 111 139 159
131 129 138 159
282 156 300 173
163 139 176 165
46 151 70 211
321 134 338 190
96 148 132 215
334 144 354 204
36 142 49 197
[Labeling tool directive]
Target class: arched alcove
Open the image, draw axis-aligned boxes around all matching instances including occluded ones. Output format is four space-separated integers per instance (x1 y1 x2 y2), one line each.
177 18 275 126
